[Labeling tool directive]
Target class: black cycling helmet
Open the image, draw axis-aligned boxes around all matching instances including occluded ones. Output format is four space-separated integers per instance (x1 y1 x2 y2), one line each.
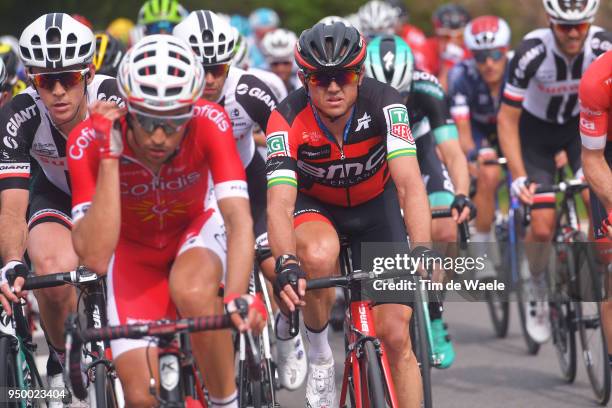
295 22 366 73
93 32 126 77
433 4 471 31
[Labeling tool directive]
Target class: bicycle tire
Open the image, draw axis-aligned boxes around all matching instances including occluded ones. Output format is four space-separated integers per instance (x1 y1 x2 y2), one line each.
93 361 118 408
486 232 511 338
550 300 577 383
0 336 18 408
238 334 263 408
360 340 388 408
575 241 611 405
412 291 433 408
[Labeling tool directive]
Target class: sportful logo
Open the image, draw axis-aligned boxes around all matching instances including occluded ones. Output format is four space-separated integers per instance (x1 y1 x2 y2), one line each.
355 112 372 132
266 132 289 158
383 104 414 144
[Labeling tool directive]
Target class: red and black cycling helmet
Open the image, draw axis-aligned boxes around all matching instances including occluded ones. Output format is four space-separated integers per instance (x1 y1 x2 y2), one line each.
295 22 366 73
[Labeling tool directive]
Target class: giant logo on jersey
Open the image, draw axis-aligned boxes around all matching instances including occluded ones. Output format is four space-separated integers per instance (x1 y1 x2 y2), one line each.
236 83 276 110
297 144 385 187
6 104 37 137
514 43 545 80
383 104 414 143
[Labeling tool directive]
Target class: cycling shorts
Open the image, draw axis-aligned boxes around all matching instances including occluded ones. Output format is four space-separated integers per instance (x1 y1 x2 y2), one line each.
28 166 72 231
416 133 454 208
520 111 581 209
107 209 227 358
246 152 267 241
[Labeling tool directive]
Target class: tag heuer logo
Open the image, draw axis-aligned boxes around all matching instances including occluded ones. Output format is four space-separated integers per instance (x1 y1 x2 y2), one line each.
384 105 414 144
266 132 289 158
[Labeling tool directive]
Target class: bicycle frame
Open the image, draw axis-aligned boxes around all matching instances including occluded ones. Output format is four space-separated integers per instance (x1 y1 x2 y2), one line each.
337 245 399 408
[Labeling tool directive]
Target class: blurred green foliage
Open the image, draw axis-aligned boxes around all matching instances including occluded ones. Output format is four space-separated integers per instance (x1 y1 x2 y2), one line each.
0 0 609 45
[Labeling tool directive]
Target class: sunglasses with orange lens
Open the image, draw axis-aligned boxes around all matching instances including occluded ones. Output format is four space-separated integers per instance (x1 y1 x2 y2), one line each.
306 70 360 88
29 68 89 91
205 64 230 77
553 22 590 34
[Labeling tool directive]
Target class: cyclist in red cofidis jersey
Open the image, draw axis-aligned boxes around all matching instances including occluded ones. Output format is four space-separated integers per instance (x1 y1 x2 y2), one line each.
68 35 265 408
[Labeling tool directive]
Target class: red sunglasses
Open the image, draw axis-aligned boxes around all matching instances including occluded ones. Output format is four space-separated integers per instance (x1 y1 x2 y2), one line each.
204 64 230 77
305 70 361 88
553 22 590 34
28 68 88 91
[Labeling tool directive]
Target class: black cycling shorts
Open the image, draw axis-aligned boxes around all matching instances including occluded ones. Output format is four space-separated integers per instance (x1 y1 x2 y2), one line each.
519 110 581 209
416 133 454 208
28 167 72 231
246 153 267 241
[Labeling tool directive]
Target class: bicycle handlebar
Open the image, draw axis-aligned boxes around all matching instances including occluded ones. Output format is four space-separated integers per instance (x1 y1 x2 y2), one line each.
65 313 233 400
534 179 588 195
431 209 470 243
7 265 100 290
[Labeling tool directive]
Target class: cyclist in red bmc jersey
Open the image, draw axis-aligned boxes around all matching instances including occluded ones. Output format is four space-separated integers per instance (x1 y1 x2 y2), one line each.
267 22 433 408
579 49 612 368
68 35 265 408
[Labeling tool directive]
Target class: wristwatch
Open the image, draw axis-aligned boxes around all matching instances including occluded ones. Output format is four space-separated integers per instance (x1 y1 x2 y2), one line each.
275 253 299 272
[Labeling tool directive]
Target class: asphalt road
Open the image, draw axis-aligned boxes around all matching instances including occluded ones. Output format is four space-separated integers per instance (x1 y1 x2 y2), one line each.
277 301 608 408
31 300 605 407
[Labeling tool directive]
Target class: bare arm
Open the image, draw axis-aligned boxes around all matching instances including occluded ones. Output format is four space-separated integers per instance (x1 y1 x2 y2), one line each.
437 139 470 196
497 103 526 178
389 156 432 243
266 184 297 258
0 189 28 263
218 197 254 296
455 118 475 156
72 159 121 275
582 147 612 211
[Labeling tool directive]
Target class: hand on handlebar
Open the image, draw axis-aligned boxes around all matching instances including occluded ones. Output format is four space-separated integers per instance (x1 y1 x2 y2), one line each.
450 194 476 224
224 293 268 334
511 176 537 205
0 261 27 314
274 262 306 312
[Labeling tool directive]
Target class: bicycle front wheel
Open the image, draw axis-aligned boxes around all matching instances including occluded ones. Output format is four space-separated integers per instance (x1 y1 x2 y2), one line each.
411 291 432 408
93 361 118 408
575 241 611 405
360 340 388 408
0 336 18 408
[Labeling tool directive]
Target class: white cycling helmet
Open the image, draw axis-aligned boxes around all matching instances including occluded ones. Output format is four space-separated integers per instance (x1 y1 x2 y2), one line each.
231 28 250 69
261 28 296 63
117 34 204 112
318 16 352 27
358 1 398 37
173 10 236 66
19 13 95 69
542 0 600 23
464 16 511 51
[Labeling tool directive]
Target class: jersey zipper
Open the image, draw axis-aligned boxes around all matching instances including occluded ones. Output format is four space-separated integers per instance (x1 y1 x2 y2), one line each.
336 142 351 207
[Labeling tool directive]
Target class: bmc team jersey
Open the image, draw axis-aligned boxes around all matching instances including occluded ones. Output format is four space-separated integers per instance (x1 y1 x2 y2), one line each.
217 67 279 166
579 50 612 151
448 58 505 146
266 77 416 207
68 99 248 249
0 75 123 194
502 26 612 124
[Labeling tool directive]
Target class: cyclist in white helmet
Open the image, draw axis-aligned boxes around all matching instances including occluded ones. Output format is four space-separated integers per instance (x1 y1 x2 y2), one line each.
173 9 308 391
499 0 610 344
358 0 399 38
260 28 301 94
0 58 10 107
0 13 124 403
69 34 264 408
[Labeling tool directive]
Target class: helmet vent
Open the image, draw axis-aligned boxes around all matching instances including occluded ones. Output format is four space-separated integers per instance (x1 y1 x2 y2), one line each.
166 86 181 96
65 46 75 60
31 35 41 46
138 65 156 75
46 28 61 45
67 33 77 44
78 43 91 57
140 85 156 96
